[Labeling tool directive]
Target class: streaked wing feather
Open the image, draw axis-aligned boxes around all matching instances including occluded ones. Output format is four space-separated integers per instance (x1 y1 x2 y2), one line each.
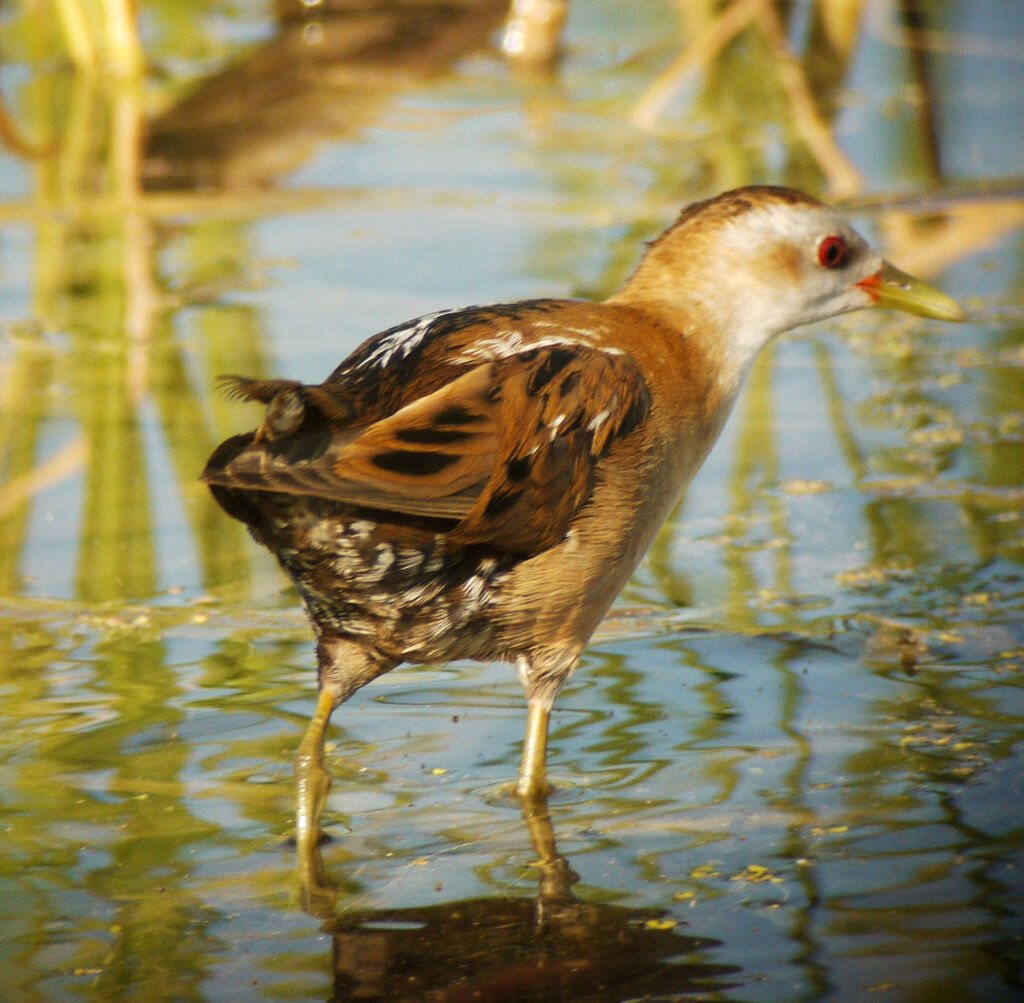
453 345 650 551
203 346 650 554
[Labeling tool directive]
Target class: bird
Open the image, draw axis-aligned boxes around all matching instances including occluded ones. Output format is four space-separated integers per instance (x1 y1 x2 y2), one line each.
202 185 965 859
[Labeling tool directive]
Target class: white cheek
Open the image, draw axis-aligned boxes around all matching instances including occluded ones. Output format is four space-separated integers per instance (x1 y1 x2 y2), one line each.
849 285 879 313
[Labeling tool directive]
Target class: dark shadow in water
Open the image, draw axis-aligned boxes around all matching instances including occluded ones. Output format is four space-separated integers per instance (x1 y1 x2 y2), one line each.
325 896 735 1001
318 800 740 1001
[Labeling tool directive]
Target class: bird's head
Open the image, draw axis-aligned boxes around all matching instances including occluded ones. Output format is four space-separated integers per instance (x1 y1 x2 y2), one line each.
612 186 965 379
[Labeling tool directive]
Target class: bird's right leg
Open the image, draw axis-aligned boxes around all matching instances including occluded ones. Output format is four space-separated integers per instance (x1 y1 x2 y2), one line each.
517 696 555 802
515 649 582 804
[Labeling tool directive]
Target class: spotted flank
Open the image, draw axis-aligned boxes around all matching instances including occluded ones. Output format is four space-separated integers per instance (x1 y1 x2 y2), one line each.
262 493 515 665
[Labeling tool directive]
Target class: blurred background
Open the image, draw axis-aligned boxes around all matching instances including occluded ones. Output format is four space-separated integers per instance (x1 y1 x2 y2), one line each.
0 1 1021 999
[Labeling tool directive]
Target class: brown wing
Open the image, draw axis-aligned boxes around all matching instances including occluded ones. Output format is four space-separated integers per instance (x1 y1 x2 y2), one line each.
450 345 650 551
203 345 650 554
203 366 497 521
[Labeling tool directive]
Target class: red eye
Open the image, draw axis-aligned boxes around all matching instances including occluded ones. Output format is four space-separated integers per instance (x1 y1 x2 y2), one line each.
817 235 848 269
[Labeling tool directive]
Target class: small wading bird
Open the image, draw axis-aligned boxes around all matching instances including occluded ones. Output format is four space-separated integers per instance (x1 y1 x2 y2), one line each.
203 186 964 870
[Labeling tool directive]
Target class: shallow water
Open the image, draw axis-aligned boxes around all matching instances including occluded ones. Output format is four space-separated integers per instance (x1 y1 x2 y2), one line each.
1 2 1022 1000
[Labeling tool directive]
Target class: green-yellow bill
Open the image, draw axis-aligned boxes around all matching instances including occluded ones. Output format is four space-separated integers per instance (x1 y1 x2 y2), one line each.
858 261 967 322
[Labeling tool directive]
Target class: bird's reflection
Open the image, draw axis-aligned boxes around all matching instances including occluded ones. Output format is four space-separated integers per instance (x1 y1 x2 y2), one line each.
304 796 741 1001
142 0 509 191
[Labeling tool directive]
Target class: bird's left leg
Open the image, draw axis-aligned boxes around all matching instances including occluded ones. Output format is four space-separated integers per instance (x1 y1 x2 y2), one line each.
295 634 393 913
294 686 337 854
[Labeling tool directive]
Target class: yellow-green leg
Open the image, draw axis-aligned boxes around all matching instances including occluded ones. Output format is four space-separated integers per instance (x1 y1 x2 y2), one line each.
291 639 395 913
517 697 554 802
295 687 337 914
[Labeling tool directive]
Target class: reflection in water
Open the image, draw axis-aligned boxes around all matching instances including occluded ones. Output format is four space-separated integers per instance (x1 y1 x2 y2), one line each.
322 800 738 1001
143 0 510 191
633 0 863 197
327 895 728 1001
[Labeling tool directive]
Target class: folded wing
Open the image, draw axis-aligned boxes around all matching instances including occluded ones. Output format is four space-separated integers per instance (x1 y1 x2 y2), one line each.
203 344 650 554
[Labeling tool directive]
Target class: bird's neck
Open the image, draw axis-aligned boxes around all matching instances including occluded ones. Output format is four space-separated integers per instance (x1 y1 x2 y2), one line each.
607 283 777 403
